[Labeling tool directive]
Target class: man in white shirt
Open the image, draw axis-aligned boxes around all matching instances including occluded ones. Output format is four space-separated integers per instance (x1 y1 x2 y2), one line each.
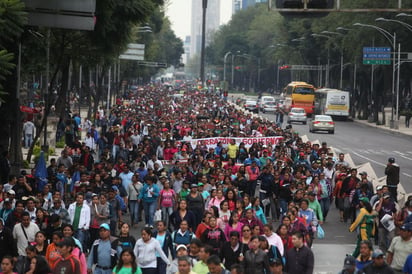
68 192 90 250
147 154 163 170
22 120 35 148
13 212 40 256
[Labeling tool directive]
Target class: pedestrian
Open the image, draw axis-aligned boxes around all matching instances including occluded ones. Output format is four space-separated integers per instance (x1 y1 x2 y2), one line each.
113 222 136 256
354 240 373 272
385 157 400 202
220 231 248 270
374 192 397 253
68 192 90 251
52 237 81 274
386 223 412 274
26 255 52 274
242 235 271 274
133 227 170 274
285 231 314 274
206 255 230 274
153 221 175 274
87 223 119 274
138 175 160 228
360 249 394 274
349 198 376 257
0 256 15 274
22 120 35 149
112 248 142 274
338 255 356 274
0 218 16 260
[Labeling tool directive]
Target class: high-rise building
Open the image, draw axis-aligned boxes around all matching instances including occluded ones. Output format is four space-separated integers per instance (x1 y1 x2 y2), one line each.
183 36 191 64
190 0 220 56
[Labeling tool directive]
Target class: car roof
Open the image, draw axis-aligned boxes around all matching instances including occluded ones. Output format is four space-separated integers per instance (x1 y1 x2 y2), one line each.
245 100 257 103
314 115 333 120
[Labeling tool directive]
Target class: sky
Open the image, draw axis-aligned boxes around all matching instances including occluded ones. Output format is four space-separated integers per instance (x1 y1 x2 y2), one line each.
165 0 233 40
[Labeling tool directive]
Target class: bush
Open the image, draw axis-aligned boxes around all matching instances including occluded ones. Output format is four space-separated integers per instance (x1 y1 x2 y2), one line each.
56 139 65 148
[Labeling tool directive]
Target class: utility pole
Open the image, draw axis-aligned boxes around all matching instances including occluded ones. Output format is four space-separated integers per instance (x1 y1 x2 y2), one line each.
200 0 207 86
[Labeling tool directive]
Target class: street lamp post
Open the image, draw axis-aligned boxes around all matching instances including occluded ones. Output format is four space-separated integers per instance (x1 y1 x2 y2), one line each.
311 34 334 87
223 51 232 83
354 23 397 128
321 31 344 89
200 0 207 86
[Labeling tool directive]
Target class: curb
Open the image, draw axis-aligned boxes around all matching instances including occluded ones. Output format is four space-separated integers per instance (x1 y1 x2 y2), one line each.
352 119 412 138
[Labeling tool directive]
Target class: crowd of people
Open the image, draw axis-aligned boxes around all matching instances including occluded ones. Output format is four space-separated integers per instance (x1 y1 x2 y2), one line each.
0 85 411 274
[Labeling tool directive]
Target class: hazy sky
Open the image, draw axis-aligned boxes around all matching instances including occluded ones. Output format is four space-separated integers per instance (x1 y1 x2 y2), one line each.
165 0 233 40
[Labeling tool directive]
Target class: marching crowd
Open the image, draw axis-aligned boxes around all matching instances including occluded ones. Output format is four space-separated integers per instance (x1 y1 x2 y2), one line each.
0 85 411 274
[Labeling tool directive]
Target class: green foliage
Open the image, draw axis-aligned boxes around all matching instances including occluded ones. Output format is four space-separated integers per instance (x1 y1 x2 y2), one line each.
56 139 65 148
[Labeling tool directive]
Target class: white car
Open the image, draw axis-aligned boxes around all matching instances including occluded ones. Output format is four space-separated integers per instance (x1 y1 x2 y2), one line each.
262 101 277 113
287 107 307 124
309 115 335 134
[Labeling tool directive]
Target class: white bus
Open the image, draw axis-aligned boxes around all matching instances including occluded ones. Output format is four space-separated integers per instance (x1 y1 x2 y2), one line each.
315 88 350 118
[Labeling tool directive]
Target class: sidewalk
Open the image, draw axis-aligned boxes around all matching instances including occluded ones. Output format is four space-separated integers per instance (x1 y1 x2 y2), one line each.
353 117 412 137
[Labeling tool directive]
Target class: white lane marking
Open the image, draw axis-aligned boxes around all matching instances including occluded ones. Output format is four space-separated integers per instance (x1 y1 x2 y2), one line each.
402 172 412 178
350 151 387 167
393 150 412 161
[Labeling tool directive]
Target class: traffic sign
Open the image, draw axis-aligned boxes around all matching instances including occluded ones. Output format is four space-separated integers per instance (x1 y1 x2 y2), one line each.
363 60 391 65
363 47 391 53
363 47 391 65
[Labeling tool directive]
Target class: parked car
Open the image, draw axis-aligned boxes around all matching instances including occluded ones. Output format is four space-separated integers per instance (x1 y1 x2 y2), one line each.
244 100 258 113
309 115 335 134
262 101 277 113
287 107 307 124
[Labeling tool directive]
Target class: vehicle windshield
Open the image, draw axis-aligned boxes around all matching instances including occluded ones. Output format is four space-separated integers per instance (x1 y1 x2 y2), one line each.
294 87 314 95
316 116 332 121
292 109 305 113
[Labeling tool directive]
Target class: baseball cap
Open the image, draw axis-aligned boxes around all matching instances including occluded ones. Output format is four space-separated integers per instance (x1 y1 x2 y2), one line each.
198 183 204 187
343 255 356 270
400 222 412 231
299 152 305 157
176 244 187 251
383 193 391 199
372 249 385 258
307 191 316 196
99 223 110 230
3 198 10 204
359 171 367 176
388 157 395 163
376 185 383 191
359 197 370 204
7 190 15 195
190 184 198 189
269 258 283 266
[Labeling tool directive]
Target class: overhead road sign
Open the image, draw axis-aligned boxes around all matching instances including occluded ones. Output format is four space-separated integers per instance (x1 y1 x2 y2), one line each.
119 55 144 61
120 44 145 61
363 47 392 65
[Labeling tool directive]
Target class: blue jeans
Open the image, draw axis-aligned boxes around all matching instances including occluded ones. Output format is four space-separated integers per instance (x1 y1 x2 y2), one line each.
129 200 140 224
320 197 330 219
94 267 113 274
143 200 156 226
161 206 174 229
112 144 119 162
25 133 33 148
279 199 288 216
74 229 89 251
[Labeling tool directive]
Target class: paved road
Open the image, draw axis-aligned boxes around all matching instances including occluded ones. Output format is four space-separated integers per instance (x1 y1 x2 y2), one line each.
256 110 412 196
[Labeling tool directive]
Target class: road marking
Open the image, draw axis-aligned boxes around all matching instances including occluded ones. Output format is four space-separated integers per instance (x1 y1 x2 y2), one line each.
350 151 386 167
393 150 412 161
402 172 412 178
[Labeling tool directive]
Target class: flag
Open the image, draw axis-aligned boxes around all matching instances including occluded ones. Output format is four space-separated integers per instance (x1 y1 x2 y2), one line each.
35 151 48 191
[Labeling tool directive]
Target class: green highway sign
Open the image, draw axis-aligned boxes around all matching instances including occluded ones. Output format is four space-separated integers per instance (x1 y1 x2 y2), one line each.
363 59 391 65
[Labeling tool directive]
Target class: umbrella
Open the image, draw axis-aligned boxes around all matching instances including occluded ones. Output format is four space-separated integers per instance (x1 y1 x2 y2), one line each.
35 151 48 191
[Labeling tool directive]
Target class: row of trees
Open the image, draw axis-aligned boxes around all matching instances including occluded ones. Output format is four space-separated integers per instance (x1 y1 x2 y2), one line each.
0 0 183 172
206 0 412 118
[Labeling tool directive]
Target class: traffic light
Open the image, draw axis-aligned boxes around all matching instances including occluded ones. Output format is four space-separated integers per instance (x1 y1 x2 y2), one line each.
279 65 291 70
275 0 334 17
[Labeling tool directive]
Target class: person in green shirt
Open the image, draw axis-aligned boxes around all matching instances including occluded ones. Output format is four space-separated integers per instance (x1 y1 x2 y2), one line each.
179 181 190 200
113 248 142 274
192 245 214 274
307 192 324 224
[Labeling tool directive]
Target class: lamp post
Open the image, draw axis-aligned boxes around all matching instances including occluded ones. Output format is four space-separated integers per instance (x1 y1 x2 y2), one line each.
322 31 344 89
311 34 332 87
376 17 412 124
200 0 207 86
223 51 232 83
354 23 397 128
242 54 261 91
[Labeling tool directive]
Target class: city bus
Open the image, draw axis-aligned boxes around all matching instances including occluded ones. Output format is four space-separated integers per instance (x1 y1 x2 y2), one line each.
283 81 316 115
314 88 350 118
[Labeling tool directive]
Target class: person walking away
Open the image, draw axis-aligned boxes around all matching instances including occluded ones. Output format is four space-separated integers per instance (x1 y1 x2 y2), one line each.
360 249 394 274
285 231 314 274
22 120 35 149
87 223 119 274
385 157 400 202
348 198 376 257
386 223 412 274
